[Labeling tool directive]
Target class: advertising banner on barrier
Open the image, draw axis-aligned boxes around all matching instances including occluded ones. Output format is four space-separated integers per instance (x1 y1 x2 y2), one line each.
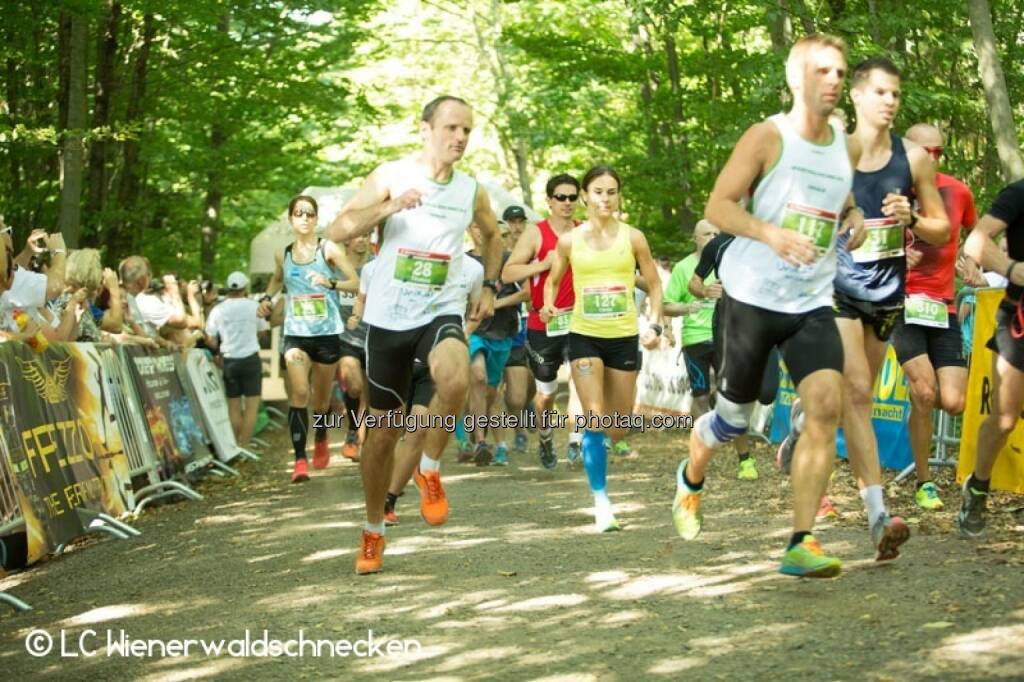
182 350 243 462
0 343 132 564
770 345 912 470
122 346 213 478
959 288 1024 493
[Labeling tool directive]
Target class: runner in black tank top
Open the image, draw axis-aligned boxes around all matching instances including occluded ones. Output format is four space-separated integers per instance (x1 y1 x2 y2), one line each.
831 57 950 561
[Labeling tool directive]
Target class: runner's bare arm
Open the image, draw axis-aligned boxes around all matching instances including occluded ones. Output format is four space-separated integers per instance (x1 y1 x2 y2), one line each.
706 123 816 266
501 223 543 283
706 122 778 241
323 241 361 293
687 274 706 298
468 188 500 321
330 164 421 241
259 250 285 317
964 214 1012 281
904 143 951 246
542 233 572 321
632 230 664 327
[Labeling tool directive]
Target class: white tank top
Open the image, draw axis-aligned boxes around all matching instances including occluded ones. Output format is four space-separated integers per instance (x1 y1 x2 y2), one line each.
363 158 477 330
719 113 853 313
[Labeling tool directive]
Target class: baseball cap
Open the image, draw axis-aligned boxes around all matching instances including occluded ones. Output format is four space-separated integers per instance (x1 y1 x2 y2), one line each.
502 205 527 222
226 271 248 291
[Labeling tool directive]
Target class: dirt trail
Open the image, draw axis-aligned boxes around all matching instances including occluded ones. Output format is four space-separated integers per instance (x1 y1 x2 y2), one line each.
2 418 1023 681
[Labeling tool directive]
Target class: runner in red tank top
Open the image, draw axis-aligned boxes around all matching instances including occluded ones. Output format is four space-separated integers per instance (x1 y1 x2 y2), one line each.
891 123 978 511
503 173 583 468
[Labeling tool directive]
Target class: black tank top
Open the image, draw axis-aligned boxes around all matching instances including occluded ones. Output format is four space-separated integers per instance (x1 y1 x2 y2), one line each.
836 133 915 304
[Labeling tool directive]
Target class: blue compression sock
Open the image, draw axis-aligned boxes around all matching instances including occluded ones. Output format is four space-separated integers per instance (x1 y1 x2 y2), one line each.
581 430 609 495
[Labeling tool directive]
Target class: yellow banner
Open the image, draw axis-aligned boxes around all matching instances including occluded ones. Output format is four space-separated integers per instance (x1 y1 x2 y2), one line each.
959 288 1024 493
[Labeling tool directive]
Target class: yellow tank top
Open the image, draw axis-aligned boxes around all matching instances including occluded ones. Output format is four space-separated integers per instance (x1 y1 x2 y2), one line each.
569 222 637 338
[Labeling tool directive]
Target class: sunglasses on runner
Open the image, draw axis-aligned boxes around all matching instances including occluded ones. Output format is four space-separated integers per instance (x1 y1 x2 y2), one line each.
292 209 316 218
923 146 944 160
551 193 579 203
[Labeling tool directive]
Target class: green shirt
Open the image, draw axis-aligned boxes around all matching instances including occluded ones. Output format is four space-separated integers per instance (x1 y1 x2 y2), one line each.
665 253 715 347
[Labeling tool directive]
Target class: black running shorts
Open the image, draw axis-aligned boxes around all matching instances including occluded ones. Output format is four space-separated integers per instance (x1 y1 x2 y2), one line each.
222 353 262 398
718 293 843 404
525 330 569 382
833 290 903 342
505 343 528 368
682 341 716 398
892 314 966 369
986 302 1024 373
283 335 343 365
366 316 465 410
567 333 640 372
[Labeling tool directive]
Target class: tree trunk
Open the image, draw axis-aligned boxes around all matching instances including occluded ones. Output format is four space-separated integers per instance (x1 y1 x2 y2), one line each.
201 12 230 280
512 137 533 209
57 11 87 248
664 33 698 234
786 0 817 35
967 0 1024 181
201 125 225 280
5 14 22 229
87 1 121 238
112 12 154 262
766 1 792 52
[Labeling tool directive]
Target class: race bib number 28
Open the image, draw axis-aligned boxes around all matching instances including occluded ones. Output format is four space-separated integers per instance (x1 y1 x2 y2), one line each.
394 248 450 289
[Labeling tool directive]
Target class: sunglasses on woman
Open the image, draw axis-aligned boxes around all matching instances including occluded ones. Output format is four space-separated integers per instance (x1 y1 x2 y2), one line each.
292 209 317 218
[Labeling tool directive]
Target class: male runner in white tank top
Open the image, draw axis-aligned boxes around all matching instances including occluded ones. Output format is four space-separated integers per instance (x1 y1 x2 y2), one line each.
331 96 501 575
672 34 868 578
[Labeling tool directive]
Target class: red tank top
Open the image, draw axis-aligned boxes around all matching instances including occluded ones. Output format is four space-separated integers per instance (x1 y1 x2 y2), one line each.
527 220 576 331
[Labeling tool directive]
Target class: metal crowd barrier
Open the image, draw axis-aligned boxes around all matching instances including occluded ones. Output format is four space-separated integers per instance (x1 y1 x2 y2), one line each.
98 346 202 514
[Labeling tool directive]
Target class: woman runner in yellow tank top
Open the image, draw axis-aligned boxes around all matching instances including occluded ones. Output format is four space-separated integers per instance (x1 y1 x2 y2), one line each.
542 166 666 531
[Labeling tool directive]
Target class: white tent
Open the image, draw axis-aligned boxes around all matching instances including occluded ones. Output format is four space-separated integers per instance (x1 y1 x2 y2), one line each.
248 182 541 277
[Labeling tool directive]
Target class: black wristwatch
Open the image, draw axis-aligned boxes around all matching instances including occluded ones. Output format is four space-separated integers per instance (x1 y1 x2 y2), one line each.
482 279 498 293
328 278 338 290
907 212 919 230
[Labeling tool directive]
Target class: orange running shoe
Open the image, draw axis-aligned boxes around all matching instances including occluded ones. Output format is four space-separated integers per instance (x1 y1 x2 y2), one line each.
413 466 449 526
816 495 839 520
355 530 385 574
291 458 310 483
312 439 330 469
341 431 360 461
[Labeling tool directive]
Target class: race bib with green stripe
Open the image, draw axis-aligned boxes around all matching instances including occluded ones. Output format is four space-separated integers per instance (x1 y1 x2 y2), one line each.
290 294 328 321
582 285 628 320
904 295 948 328
393 248 450 289
546 309 572 336
780 202 837 253
853 217 905 263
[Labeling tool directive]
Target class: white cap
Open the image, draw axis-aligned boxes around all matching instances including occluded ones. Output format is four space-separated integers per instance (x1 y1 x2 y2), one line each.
226 271 248 291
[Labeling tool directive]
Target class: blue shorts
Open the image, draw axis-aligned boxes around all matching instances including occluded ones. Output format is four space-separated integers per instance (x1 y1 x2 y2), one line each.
469 335 514 387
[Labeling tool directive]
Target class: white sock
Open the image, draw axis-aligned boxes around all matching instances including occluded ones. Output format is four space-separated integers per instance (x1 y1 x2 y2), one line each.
794 410 806 433
419 453 440 473
497 440 507 449
569 430 582 445
860 485 886 526
365 521 385 535
593 489 611 510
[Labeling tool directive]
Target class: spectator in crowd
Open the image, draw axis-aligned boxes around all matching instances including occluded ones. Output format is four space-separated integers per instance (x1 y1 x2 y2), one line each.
47 249 124 342
119 256 202 345
205 271 266 448
0 229 75 341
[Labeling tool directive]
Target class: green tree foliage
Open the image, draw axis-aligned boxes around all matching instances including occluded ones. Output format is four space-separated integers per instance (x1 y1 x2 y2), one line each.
2 0 1021 275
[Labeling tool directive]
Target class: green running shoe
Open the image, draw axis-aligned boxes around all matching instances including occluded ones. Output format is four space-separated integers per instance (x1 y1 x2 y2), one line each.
779 535 842 578
914 481 944 510
737 457 758 481
613 440 633 457
672 459 703 540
